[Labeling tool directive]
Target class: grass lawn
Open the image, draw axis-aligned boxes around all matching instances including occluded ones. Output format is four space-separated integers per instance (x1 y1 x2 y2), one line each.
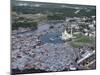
70 35 95 48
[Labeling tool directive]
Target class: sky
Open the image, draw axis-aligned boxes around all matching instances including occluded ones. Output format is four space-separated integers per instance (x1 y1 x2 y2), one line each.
16 0 96 5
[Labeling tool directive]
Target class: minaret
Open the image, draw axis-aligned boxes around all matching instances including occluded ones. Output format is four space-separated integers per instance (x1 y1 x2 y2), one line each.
61 29 73 41
71 26 73 37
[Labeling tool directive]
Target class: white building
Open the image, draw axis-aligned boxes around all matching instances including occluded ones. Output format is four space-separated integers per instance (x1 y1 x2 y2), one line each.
61 29 73 41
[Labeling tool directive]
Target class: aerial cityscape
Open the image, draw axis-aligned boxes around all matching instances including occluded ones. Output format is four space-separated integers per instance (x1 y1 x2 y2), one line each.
11 0 96 75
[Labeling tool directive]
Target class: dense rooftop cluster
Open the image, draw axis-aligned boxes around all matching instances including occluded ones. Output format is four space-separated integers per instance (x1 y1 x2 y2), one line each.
11 1 96 74
12 16 96 72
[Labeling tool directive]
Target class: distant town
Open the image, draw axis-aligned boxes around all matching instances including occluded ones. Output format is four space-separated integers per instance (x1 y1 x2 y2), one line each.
11 0 96 74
